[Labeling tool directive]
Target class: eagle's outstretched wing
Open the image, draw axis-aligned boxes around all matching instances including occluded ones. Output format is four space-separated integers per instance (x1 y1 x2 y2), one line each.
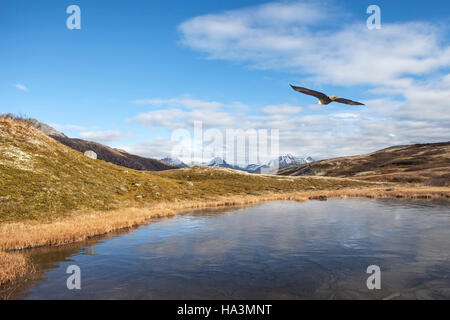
333 98 364 106
290 85 330 103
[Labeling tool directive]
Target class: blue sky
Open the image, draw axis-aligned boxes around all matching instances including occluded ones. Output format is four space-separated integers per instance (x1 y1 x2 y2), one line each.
1 0 450 163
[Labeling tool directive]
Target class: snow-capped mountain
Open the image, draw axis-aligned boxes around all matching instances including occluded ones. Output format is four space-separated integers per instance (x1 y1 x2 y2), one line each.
161 156 188 168
271 154 314 168
205 157 239 169
161 154 314 173
245 154 315 173
243 163 263 172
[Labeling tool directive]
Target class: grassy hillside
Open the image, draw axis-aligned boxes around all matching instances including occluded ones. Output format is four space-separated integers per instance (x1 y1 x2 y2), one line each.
278 142 450 186
0 115 369 223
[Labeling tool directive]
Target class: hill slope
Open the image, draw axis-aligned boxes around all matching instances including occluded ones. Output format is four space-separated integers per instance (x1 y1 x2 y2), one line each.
28 119 176 171
50 135 177 171
277 142 450 186
0 115 368 223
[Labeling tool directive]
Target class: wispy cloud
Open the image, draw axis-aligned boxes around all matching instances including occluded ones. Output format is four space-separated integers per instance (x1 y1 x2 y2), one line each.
15 83 28 92
133 96 249 129
261 104 302 115
80 130 122 143
134 108 237 129
133 97 224 110
123 138 179 159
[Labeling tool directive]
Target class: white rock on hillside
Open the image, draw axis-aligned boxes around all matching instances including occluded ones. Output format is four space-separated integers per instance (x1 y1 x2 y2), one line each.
84 150 97 160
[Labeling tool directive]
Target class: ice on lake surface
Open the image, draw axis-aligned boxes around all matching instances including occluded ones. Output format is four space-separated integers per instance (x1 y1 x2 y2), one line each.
4 198 450 300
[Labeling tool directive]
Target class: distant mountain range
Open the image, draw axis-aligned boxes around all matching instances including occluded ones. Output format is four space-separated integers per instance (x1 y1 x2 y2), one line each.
29 118 314 174
161 157 189 168
161 154 315 173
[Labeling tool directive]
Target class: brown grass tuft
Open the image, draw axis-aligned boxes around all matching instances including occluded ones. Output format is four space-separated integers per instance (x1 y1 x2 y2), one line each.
0 251 31 287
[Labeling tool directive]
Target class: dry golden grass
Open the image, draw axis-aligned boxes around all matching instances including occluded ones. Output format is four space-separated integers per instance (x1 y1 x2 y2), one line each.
0 251 30 286
1 185 449 286
0 193 306 251
304 185 450 200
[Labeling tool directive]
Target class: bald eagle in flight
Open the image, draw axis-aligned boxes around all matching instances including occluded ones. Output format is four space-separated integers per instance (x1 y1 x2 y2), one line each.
290 85 364 106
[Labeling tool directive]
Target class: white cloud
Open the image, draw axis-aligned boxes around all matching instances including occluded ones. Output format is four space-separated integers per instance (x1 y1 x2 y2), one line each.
135 109 186 129
331 113 359 119
133 96 245 129
178 2 330 62
133 97 223 110
15 83 28 91
134 108 237 129
123 138 179 159
397 78 450 121
179 1 450 86
80 130 122 143
261 104 303 115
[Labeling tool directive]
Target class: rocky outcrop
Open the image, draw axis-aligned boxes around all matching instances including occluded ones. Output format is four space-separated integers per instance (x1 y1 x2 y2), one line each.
29 119 66 138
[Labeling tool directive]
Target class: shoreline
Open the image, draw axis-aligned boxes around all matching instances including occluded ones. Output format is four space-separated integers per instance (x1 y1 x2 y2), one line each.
1 185 449 286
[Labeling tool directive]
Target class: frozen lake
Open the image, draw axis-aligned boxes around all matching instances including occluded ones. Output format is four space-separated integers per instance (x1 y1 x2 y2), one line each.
4 198 450 299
